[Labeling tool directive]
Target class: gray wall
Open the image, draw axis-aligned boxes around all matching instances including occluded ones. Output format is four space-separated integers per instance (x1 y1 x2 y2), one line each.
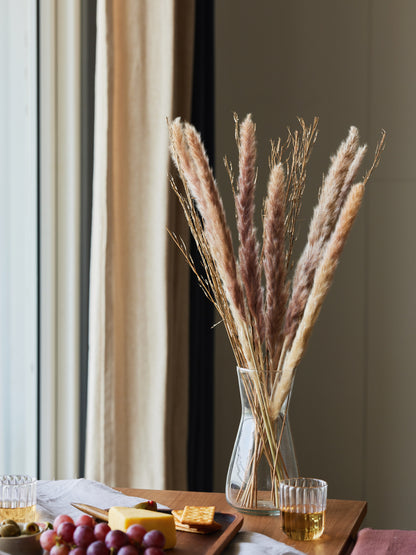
214 0 416 529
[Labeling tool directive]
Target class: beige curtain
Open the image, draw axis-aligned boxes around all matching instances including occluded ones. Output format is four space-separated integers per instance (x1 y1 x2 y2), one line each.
85 0 195 490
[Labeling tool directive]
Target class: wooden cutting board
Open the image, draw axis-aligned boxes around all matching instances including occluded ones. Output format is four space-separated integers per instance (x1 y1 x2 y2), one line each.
71 503 244 555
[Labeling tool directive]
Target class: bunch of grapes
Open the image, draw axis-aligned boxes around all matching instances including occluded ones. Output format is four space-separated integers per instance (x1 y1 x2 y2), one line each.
39 513 166 554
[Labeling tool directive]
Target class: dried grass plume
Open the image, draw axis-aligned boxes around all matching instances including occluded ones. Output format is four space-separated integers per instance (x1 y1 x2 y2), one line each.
168 114 385 502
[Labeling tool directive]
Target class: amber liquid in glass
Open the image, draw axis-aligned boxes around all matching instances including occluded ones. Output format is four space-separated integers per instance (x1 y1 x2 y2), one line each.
0 505 37 523
281 509 325 541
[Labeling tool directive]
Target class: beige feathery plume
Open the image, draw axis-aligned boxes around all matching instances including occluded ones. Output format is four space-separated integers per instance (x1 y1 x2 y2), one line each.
263 163 288 369
283 127 362 348
169 117 200 193
170 118 245 318
183 122 245 317
336 144 367 211
170 118 259 368
271 182 365 418
236 114 264 341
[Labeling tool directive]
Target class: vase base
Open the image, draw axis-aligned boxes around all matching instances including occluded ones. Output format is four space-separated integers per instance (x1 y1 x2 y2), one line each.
227 499 280 517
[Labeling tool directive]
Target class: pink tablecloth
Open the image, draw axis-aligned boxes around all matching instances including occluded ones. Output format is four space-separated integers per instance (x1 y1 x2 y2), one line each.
352 527 416 554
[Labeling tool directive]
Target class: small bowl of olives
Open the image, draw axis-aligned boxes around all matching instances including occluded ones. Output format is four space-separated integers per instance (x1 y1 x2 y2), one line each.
0 519 46 555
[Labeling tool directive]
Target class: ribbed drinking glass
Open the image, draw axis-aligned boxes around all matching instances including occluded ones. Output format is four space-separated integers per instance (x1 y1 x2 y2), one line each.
278 477 327 540
0 475 37 522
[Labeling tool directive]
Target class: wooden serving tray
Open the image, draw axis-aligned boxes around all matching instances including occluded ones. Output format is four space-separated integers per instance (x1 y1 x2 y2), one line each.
71 503 244 554
173 511 243 555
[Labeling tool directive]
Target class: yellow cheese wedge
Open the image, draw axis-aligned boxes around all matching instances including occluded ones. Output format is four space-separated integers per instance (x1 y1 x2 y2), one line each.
108 507 177 549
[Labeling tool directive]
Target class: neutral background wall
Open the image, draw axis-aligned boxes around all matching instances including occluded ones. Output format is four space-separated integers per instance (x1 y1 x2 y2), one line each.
213 0 416 529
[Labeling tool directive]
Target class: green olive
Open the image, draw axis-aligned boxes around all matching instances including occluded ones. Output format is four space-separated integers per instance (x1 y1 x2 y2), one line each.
0 522 20 537
0 519 17 527
134 500 158 511
22 522 39 535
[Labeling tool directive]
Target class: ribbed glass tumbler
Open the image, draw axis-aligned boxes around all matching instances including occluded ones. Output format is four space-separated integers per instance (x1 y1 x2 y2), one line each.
0 474 37 523
278 477 327 541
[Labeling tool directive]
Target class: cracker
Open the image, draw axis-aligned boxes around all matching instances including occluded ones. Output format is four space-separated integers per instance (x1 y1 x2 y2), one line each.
181 505 216 526
171 509 183 521
175 520 222 534
172 505 221 535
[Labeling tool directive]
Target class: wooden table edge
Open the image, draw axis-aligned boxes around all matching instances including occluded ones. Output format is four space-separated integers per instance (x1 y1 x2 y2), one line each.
338 499 367 555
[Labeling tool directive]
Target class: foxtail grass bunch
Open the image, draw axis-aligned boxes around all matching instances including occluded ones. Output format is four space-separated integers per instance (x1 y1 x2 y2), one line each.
168 115 384 510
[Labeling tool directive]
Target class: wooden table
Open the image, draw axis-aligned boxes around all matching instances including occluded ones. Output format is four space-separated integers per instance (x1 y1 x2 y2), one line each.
120 488 367 554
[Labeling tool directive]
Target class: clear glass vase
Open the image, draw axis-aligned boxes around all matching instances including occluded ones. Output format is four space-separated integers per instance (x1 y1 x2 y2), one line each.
225 366 298 515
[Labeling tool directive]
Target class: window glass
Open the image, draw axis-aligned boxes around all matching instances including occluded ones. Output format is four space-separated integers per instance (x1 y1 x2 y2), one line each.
0 0 38 475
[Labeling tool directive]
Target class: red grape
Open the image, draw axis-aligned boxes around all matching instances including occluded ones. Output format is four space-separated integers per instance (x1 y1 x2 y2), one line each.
69 549 87 555
118 546 139 555
54 514 74 531
142 530 165 549
94 522 111 541
40 528 59 550
126 523 146 544
105 529 130 550
51 545 70 555
57 521 76 543
76 514 96 528
73 524 96 548
143 548 164 555
86 540 110 554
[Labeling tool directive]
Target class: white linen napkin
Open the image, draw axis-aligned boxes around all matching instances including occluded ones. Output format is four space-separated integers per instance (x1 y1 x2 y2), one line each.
36 478 167 522
223 531 306 555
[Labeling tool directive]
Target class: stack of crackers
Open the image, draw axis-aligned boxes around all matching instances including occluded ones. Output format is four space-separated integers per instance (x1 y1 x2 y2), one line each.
172 505 222 535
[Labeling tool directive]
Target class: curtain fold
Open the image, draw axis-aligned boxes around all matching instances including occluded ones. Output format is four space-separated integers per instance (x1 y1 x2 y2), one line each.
86 0 195 490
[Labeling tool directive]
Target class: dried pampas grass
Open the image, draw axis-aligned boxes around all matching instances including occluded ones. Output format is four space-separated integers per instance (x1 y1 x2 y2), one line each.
168 114 385 508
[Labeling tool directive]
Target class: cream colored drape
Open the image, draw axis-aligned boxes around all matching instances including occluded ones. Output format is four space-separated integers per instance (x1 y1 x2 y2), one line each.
85 0 195 489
